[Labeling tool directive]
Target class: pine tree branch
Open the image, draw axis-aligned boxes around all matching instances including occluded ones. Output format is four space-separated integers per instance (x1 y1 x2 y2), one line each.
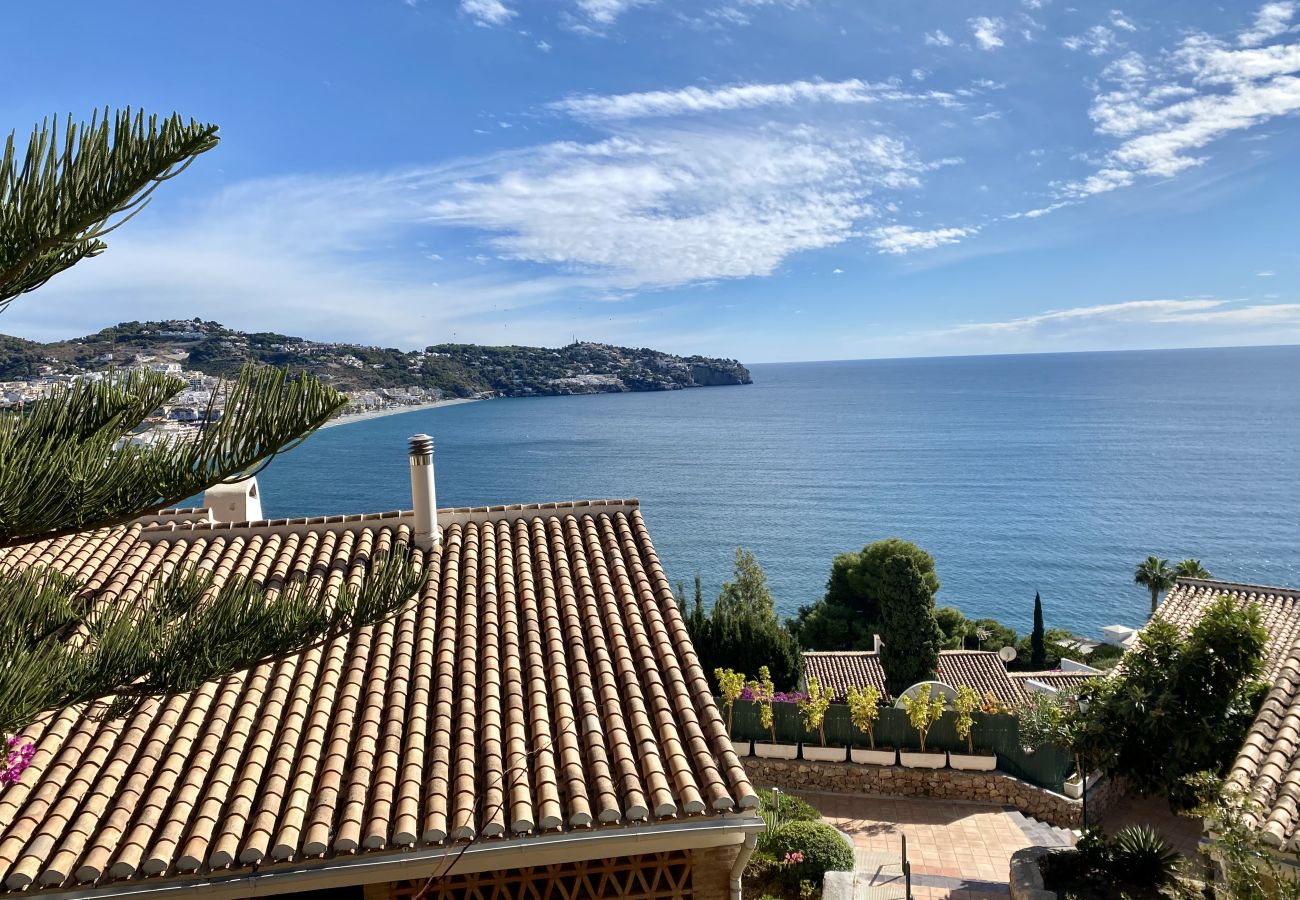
0 545 424 736
0 109 218 306
0 365 346 547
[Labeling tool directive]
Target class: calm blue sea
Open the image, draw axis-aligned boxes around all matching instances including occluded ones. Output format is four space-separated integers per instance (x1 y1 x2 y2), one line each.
249 346 1300 636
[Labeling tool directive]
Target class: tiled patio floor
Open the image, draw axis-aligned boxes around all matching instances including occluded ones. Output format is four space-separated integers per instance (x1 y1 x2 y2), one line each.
795 791 1074 900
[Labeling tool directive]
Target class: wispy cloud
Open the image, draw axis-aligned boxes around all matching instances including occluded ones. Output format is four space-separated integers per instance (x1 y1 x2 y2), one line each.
432 127 932 284
550 78 960 121
1063 25 1119 56
1239 1 1298 46
573 0 652 25
931 299 1300 338
1061 1 1300 198
870 224 978 254
924 29 953 47
969 17 1006 50
460 0 514 26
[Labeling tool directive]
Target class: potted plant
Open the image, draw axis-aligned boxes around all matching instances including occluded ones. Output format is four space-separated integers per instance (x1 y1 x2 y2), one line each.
898 685 947 768
750 666 797 759
847 685 895 765
715 667 751 757
798 678 843 761
1016 692 1082 796
948 685 996 771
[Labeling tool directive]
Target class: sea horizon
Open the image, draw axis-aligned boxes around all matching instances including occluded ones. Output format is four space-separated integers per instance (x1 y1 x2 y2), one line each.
251 343 1300 641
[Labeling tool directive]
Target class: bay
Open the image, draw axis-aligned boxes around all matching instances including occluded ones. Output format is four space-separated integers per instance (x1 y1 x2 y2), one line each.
250 345 1300 636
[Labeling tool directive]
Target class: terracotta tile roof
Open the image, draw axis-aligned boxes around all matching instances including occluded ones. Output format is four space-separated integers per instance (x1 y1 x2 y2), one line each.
1158 578 1300 682
1008 671 1099 694
802 650 1026 706
1157 578 1300 849
1227 639 1300 849
0 501 755 895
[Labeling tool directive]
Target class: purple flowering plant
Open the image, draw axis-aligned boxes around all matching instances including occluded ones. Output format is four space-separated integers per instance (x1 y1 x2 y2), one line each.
1 735 35 788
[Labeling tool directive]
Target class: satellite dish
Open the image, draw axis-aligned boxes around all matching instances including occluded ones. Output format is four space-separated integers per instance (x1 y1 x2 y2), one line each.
998 646 1018 663
894 680 958 709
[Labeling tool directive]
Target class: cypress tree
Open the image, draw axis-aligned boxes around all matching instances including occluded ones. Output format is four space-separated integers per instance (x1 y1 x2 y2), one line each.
879 554 942 697
1031 592 1046 669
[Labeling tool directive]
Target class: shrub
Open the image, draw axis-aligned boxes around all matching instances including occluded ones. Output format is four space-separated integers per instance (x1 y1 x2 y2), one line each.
798 678 832 746
953 684 980 754
757 788 820 822
715 667 746 736
1110 825 1180 886
766 821 854 886
900 683 945 752
846 685 881 749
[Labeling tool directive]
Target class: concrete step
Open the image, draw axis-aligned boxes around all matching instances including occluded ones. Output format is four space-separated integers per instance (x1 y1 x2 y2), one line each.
1004 807 1076 848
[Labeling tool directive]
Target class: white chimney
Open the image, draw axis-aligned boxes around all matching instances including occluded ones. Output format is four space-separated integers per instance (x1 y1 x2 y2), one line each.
408 434 439 548
204 476 263 523
873 634 882 653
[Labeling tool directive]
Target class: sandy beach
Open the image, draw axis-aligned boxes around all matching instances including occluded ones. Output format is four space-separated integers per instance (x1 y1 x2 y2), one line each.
319 397 480 430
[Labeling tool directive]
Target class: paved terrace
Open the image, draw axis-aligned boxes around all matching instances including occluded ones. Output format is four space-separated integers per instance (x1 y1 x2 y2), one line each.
798 791 1074 900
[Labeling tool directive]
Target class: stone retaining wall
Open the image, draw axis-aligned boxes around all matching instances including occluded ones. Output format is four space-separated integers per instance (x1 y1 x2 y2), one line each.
1009 847 1056 900
741 756 1124 830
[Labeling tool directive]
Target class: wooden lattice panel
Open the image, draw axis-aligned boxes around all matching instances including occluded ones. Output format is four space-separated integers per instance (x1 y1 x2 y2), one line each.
390 851 693 900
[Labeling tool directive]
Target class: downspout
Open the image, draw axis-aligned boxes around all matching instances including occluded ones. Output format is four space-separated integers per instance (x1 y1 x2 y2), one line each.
730 832 758 900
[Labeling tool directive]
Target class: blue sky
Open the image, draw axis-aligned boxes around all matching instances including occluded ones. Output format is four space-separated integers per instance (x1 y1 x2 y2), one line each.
4 0 1299 362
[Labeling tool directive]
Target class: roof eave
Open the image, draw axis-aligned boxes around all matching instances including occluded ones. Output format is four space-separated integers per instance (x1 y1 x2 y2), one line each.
27 816 763 900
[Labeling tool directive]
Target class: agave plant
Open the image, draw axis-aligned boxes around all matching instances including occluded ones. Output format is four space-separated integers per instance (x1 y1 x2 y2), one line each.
1110 825 1180 886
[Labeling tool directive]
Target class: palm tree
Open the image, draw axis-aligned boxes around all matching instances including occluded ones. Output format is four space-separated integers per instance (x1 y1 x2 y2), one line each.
1173 558 1211 580
1135 556 1176 615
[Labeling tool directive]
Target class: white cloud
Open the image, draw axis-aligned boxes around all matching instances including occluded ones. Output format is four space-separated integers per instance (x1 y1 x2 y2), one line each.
1258 270 1276 276
433 127 934 284
550 78 959 120
832 267 845 274
870 224 978 254
938 299 1226 335
460 0 514 26
1110 10 1138 32
574 0 650 25
1063 3 1300 197
1239 1 1298 46
924 30 953 47
1063 25 1118 56
970 17 1006 50
536 39 552 52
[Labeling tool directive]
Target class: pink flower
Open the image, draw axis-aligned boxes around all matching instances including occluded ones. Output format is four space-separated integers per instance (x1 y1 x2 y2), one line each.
783 851 805 865
0 736 35 788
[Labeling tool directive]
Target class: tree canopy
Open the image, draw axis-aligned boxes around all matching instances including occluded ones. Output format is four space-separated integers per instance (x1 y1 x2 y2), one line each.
791 538 940 651
878 554 942 697
684 550 802 690
0 110 421 745
1073 595 1268 807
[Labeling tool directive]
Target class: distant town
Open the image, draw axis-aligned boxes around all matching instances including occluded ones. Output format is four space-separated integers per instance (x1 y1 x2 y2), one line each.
0 318 753 441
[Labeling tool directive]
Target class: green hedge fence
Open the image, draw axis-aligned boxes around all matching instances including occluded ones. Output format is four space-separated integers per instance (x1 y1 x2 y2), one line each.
721 698 1072 792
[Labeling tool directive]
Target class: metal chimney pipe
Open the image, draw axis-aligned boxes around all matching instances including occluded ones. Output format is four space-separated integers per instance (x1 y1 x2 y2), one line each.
408 434 439 548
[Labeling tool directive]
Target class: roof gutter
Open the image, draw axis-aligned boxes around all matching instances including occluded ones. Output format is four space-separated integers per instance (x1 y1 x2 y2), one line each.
34 816 763 900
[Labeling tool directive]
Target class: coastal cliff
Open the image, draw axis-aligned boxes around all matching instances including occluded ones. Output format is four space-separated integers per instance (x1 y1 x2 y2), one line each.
0 319 752 398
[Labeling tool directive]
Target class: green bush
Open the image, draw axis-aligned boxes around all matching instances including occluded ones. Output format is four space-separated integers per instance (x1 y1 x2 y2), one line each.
758 788 821 822
766 821 854 886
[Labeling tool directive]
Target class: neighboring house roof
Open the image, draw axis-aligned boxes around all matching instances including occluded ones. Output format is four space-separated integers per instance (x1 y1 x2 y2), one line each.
802 650 1027 706
1009 671 1098 694
1157 578 1300 682
1155 578 1300 851
1228 639 1300 850
0 500 756 896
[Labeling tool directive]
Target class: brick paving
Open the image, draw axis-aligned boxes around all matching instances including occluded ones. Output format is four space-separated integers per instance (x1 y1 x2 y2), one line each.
795 791 1074 900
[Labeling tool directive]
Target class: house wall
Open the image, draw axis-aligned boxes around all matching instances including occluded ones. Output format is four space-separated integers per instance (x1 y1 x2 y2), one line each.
691 845 741 900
